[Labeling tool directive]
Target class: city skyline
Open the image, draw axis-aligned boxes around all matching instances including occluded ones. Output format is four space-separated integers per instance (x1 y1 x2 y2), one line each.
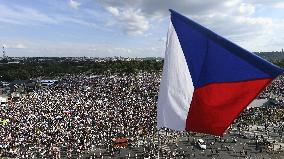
0 0 284 57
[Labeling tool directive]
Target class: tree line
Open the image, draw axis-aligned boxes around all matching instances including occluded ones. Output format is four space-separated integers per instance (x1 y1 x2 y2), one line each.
0 59 163 82
1 57 284 82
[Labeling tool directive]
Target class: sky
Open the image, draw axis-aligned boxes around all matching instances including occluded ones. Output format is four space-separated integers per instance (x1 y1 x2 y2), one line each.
0 0 284 57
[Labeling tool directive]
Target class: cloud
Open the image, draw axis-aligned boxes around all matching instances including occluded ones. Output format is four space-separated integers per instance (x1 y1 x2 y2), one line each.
238 3 255 15
105 6 119 16
97 0 284 51
3 43 27 49
0 4 57 25
99 0 254 36
69 0 81 9
1 39 164 57
247 0 283 6
105 7 149 35
55 15 97 27
14 43 27 49
273 2 284 9
0 3 100 28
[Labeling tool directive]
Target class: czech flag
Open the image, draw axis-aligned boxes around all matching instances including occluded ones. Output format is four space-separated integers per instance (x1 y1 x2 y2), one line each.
157 9 283 136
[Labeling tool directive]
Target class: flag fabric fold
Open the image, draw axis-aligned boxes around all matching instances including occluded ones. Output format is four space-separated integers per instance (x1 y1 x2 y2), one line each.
157 9 284 136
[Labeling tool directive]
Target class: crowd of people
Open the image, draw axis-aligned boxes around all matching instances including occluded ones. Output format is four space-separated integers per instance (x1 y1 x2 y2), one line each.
0 72 283 158
0 72 160 158
260 75 284 104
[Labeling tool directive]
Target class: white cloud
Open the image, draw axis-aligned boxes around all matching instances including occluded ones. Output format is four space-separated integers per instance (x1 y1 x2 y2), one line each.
273 2 284 9
119 9 149 35
100 0 250 36
14 43 27 49
69 0 81 9
105 6 119 16
2 40 164 57
224 0 241 7
189 12 284 52
0 4 101 29
105 8 149 35
238 3 255 15
97 0 284 51
0 4 57 25
55 15 96 27
2 43 26 49
247 0 283 6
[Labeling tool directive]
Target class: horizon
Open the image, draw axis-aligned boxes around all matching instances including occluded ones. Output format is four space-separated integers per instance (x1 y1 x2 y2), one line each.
1 50 284 59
